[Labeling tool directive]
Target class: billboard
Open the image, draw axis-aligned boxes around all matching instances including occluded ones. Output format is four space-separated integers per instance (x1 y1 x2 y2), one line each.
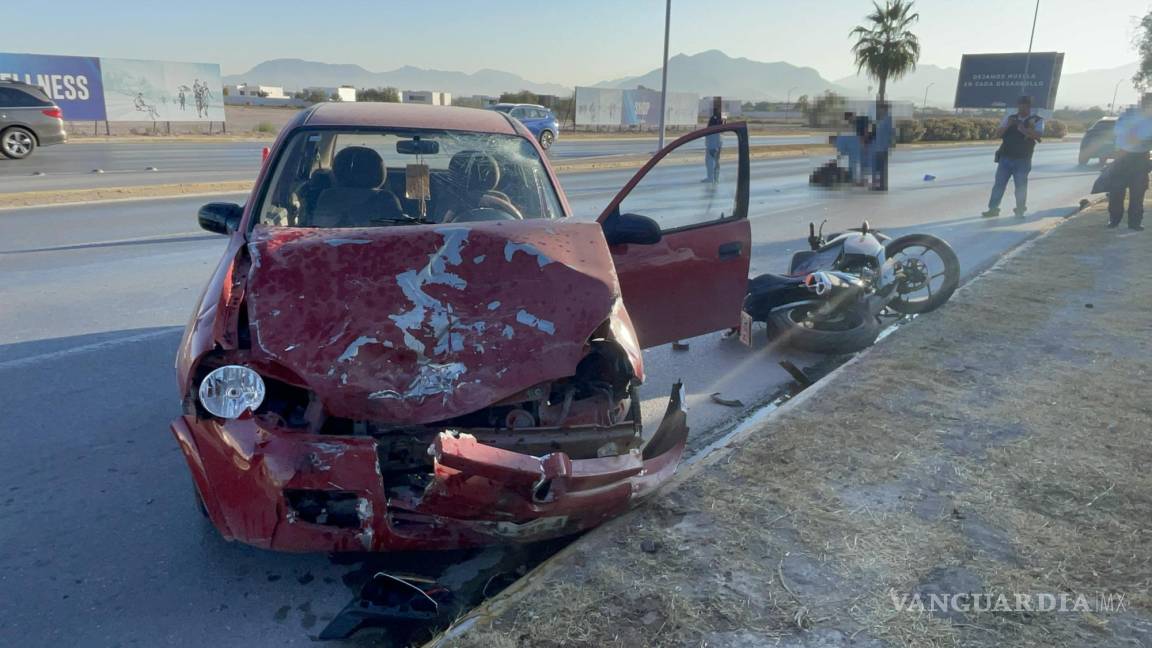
954 52 1064 109
0 53 106 120
101 58 224 122
0 52 223 122
575 86 698 127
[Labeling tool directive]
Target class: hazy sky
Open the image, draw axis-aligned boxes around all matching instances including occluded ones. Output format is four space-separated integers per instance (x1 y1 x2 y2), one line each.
5 0 1148 84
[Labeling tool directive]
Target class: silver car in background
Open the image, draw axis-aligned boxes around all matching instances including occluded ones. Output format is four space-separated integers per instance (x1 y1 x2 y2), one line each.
0 80 67 159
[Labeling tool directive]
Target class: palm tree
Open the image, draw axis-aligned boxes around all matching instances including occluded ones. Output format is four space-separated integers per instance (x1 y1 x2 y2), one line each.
850 0 921 105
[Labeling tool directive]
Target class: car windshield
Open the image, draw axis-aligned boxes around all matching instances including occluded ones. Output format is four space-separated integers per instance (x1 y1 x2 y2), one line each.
257 128 564 228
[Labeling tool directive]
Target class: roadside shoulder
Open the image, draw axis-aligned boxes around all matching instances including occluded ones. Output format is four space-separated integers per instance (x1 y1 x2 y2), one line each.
437 205 1152 648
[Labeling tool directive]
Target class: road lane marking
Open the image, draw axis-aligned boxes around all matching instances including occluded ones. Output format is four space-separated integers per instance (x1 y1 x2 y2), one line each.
0 328 182 371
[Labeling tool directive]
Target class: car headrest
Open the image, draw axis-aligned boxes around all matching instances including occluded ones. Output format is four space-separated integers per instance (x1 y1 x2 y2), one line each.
448 150 501 192
332 146 385 189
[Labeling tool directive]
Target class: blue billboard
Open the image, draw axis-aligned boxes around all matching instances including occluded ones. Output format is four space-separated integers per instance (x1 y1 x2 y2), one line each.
0 53 106 120
954 52 1064 110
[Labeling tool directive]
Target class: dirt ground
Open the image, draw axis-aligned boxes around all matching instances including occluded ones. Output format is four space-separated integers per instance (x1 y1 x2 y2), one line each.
437 205 1152 648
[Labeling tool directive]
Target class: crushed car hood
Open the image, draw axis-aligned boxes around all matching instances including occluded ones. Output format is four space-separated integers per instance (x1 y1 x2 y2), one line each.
244 221 620 424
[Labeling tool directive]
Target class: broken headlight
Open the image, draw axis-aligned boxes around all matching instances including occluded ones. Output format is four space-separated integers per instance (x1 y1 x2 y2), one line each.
198 365 266 419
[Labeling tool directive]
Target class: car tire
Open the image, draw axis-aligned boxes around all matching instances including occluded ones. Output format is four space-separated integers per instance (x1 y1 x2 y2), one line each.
1 126 36 160
538 130 555 150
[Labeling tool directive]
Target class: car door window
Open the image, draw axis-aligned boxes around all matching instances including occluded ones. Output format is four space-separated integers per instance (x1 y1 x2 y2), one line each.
615 130 739 232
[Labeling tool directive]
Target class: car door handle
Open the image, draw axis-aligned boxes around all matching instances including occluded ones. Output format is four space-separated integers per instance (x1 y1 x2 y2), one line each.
718 241 743 260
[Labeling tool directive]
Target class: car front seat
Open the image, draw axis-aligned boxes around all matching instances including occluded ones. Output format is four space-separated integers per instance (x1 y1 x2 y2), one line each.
442 150 523 221
310 146 404 227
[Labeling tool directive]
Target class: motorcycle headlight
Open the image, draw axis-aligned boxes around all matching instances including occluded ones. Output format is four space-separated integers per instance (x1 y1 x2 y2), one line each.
198 365 266 419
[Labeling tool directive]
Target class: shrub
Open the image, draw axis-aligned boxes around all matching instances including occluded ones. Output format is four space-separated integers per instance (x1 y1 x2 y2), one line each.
254 121 277 134
1044 118 1067 139
896 119 925 143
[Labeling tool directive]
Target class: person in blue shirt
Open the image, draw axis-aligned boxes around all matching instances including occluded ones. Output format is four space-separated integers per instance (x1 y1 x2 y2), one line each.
1107 93 1152 231
870 108 894 191
982 95 1044 218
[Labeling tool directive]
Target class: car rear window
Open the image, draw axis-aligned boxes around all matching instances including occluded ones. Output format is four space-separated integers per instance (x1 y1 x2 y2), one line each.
0 86 52 107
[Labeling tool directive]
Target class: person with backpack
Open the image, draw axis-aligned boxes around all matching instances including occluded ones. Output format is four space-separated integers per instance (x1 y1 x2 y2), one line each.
982 95 1044 218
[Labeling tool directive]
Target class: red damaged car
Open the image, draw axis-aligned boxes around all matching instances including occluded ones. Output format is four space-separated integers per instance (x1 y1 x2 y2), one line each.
173 103 750 552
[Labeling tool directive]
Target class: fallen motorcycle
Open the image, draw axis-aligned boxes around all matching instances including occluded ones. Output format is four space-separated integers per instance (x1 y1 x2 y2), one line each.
741 221 960 354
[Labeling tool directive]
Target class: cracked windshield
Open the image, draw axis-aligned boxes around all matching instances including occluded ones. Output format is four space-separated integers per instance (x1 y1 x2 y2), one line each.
2 0 1150 647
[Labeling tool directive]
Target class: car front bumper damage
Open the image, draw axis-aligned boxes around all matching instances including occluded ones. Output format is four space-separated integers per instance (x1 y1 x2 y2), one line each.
171 384 688 552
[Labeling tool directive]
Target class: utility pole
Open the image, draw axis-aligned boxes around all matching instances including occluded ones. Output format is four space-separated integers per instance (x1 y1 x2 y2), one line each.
785 86 798 124
1021 0 1040 96
922 82 935 114
657 0 671 150
1111 79 1123 115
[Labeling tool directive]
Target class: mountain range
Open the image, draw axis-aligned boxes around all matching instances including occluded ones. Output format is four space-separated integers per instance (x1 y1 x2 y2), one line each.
223 59 571 97
225 51 1140 108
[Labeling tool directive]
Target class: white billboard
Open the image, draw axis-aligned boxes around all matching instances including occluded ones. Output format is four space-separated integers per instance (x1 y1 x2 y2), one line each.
575 86 698 127
100 58 224 122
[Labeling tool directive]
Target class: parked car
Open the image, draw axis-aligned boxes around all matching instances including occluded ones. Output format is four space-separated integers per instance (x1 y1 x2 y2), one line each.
0 80 66 160
488 103 559 150
175 103 750 552
1079 117 1117 166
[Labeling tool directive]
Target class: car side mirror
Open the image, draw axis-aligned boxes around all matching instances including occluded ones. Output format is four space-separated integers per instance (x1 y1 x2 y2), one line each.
198 202 243 235
602 211 662 246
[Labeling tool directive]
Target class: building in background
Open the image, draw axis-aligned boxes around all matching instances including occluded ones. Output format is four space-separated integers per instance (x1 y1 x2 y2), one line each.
304 86 357 102
226 84 286 99
402 90 452 106
699 97 743 118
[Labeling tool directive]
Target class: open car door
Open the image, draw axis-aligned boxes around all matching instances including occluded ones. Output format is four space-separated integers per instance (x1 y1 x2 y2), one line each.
598 124 750 348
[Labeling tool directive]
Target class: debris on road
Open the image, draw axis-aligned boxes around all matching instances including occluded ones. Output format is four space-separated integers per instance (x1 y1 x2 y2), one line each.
709 392 745 407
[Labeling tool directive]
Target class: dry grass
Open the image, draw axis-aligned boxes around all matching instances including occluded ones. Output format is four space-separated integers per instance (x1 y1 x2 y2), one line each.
439 206 1152 648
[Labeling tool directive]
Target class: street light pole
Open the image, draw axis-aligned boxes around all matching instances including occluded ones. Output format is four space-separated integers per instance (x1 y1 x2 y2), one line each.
657 0 672 150
1021 0 1040 95
1111 79 1124 115
922 82 935 114
785 86 798 123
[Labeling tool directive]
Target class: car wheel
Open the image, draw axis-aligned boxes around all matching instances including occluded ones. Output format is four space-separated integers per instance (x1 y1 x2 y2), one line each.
1 127 36 160
538 130 555 150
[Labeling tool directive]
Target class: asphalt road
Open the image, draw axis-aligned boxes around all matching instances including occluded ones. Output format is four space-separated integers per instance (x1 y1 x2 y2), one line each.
0 135 822 194
0 141 1102 646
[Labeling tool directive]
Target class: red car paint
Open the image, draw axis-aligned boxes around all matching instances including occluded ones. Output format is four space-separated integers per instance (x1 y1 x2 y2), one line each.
172 104 750 552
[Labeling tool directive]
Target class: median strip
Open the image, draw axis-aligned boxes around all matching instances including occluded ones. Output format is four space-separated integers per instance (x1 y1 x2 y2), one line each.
435 203 1151 648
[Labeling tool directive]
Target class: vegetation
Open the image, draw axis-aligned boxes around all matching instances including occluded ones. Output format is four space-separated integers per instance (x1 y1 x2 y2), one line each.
803 91 847 127
1133 9 1152 91
850 0 921 104
894 116 1067 142
356 87 399 102
293 89 329 104
254 121 277 134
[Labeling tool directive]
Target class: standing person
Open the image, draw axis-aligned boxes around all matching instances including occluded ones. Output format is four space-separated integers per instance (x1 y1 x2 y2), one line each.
982 95 1044 218
871 104 894 191
703 102 723 184
1106 93 1152 231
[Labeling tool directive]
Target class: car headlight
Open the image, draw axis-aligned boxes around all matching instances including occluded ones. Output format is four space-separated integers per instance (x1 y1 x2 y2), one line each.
198 365 266 419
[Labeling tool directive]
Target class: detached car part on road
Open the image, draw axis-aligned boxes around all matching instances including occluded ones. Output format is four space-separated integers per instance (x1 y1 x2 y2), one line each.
0 80 67 160
173 103 750 552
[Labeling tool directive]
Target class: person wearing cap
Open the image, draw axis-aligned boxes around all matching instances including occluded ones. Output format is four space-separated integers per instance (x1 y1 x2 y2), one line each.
983 95 1045 218
1106 93 1152 231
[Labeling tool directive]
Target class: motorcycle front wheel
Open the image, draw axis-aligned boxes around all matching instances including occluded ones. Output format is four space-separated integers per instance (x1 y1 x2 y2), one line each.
767 301 881 354
884 234 960 314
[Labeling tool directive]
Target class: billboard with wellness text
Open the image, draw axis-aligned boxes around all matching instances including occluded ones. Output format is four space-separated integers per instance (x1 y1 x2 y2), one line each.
0 52 223 122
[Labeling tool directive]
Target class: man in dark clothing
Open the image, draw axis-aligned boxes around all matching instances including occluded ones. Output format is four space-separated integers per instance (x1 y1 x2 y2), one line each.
1106 93 1152 231
703 103 724 184
983 95 1044 218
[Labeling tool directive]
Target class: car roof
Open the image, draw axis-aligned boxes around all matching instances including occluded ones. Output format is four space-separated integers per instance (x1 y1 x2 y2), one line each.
303 102 519 134
491 103 548 110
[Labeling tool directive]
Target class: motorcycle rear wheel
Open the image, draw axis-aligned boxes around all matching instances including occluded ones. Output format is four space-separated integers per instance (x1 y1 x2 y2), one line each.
767 301 881 354
884 234 960 314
